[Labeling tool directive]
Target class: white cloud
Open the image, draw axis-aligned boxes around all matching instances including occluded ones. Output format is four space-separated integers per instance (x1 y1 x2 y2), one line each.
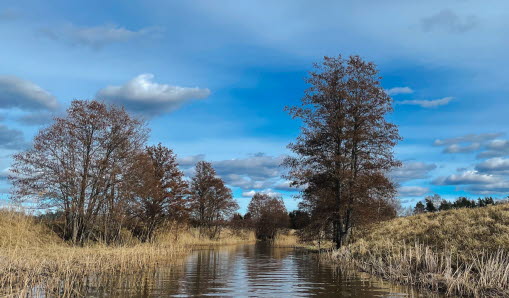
42 23 160 49
398 186 429 197
434 133 503 146
0 76 58 111
386 87 413 96
97 74 211 116
178 153 289 192
213 153 284 180
475 157 509 174
241 190 256 197
432 133 504 155
396 97 454 108
177 154 205 167
444 142 481 153
390 161 436 183
241 189 280 198
433 170 499 185
466 181 509 195
478 139 509 158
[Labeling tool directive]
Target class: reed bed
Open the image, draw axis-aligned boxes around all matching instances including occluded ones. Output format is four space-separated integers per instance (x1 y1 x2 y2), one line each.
323 203 509 297
1 244 188 297
272 230 300 247
160 227 256 247
0 210 255 297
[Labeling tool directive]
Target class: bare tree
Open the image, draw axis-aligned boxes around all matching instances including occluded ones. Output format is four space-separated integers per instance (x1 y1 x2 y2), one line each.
284 55 401 248
10 100 148 244
247 193 289 240
127 144 188 242
188 161 238 239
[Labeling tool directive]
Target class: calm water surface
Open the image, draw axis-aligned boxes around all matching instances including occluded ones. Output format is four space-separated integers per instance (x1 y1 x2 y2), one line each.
85 243 433 297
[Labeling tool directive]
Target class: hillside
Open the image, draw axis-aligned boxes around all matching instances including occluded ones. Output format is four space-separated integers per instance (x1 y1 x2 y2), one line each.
325 204 509 297
357 203 509 253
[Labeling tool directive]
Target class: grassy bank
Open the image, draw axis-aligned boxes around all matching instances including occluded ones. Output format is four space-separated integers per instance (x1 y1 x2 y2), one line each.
0 210 255 297
322 203 509 297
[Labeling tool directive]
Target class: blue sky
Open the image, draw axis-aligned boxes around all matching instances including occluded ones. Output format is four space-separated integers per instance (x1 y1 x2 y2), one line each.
1 0 509 212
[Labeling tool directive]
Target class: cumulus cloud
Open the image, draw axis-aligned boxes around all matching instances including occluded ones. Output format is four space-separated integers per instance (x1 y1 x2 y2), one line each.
398 186 429 197
213 153 284 181
477 139 509 158
390 161 436 183
465 181 509 195
273 180 299 191
0 76 58 111
396 97 454 108
433 133 504 154
434 133 503 146
178 153 289 192
385 87 413 96
241 189 280 198
177 154 205 168
0 125 28 150
444 142 481 153
421 9 478 33
97 74 211 117
433 170 499 185
42 23 160 49
475 157 509 174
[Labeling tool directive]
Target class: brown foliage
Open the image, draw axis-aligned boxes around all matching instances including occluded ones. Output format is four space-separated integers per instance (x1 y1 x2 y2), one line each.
188 161 238 239
127 144 188 242
247 193 289 240
284 55 401 248
10 100 148 244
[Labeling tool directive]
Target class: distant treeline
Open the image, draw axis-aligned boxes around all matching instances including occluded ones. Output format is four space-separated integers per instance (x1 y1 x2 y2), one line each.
413 194 503 214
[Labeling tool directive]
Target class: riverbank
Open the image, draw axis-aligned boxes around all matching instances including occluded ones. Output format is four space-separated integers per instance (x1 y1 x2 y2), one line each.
0 210 255 297
322 203 509 297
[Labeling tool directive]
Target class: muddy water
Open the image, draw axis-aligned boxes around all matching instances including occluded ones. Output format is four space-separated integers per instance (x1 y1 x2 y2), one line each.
84 243 434 297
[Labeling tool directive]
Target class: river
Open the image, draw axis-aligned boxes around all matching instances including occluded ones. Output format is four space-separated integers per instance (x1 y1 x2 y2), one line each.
84 243 434 297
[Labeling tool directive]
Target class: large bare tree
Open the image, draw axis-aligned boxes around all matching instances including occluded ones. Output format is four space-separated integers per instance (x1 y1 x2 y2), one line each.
10 100 148 244
284 55 401 248
188 161 238 239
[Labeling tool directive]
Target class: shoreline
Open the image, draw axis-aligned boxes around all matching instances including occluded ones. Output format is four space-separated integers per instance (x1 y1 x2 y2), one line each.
317 203 509 297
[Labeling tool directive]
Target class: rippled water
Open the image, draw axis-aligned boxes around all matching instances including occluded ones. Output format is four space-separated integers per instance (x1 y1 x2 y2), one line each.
84 243 434 297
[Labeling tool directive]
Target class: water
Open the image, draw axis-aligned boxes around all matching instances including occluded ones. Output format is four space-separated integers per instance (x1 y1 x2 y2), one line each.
84 243 433 297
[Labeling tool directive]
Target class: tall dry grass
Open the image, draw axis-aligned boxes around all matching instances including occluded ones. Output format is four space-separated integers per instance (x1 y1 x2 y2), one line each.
158 226 256 247
0 210 255 297
323 203 509 297
272 230 300 247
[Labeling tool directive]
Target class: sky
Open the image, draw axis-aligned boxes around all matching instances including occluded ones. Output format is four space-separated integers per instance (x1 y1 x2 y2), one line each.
1 0 509 212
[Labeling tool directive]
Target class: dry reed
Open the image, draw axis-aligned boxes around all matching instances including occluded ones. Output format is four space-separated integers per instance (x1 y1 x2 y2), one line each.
272 230 300 247
323 203 509 297
0 210 255 297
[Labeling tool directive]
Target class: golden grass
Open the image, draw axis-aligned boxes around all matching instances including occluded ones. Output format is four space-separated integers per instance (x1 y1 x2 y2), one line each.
159 226 257 247
323 203 509 297
272 230 300 247
0 210 256 297
0 209 62 249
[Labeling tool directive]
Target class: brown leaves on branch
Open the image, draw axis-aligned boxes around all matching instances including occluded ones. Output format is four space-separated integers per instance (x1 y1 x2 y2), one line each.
188 161 239 239
284 55 402 248
247 192 289 240
11 100 149 244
